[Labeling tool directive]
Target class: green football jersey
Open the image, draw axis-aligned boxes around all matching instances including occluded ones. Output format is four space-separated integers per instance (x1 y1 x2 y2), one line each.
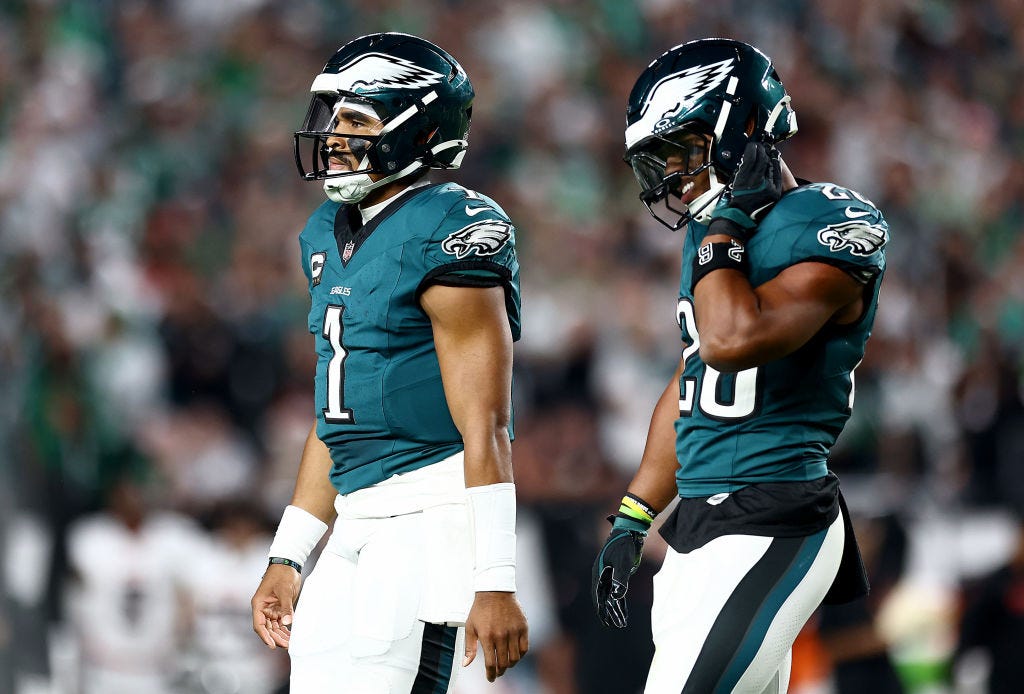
298 183 521 494
675 183 887 497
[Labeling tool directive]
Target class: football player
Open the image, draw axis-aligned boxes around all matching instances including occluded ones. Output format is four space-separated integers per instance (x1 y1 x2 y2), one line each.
66 477 204 694
250 33 528 692
592 38 888 693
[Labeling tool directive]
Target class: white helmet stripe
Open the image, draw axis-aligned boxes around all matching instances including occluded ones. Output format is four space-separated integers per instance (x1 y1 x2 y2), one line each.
380 91 438 134
712 76 739 142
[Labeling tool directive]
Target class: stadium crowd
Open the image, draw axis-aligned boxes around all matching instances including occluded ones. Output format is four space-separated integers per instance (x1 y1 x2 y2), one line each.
2 0 1024 692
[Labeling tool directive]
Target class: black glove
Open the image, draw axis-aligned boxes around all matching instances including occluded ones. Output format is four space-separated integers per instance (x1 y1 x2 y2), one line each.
709 139 782 243
592 515 649 629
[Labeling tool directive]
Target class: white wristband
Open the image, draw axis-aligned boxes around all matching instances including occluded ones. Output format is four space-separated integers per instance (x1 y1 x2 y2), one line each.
267 505 329 567
467 483 517 592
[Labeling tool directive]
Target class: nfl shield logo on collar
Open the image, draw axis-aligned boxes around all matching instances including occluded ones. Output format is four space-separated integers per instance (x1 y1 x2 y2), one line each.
342 241 355 262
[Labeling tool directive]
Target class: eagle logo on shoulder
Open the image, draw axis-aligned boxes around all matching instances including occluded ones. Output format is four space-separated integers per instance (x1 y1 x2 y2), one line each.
441 221 512 259
816 220 887 257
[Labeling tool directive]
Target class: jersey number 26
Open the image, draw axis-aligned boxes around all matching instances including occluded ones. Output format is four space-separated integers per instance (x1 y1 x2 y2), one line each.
677 298 760 420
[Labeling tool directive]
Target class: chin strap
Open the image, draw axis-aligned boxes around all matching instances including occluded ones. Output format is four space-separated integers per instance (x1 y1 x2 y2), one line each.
323 160 426 203
688 168 728 224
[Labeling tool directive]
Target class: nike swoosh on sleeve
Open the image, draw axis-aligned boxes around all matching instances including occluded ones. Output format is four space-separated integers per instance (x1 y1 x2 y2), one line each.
465 205 490 216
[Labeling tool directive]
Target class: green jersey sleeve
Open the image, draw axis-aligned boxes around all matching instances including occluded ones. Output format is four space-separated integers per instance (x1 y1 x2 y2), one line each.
766 183 888 283
414 184 522 340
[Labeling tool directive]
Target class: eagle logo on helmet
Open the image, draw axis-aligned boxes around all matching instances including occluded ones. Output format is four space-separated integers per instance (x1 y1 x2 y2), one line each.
653 58 735 127
321 53 446 92
442 221 513 259
817 220 888 257
626 58 736 146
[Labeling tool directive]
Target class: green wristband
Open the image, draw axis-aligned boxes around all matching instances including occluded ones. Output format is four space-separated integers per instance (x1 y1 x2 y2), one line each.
611 514 651 534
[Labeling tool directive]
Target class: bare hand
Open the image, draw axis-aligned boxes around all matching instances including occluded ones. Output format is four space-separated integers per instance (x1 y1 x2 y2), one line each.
251 563 302 649
463 591 529 682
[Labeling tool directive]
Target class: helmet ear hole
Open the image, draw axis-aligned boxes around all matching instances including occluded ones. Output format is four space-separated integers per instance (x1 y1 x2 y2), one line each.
744 111 757 137
418 126 440 146
415 125 438 165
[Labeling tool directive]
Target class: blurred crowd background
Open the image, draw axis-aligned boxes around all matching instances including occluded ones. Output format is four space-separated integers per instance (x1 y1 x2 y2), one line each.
3 0 1024 692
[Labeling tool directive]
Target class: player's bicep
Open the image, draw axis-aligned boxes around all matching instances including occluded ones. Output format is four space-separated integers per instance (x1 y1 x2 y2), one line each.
753 261 866 353
420 284 513 433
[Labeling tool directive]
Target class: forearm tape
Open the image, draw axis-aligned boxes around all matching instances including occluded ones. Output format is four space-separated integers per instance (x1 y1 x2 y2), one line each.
267 504 329 569
467 483 517 592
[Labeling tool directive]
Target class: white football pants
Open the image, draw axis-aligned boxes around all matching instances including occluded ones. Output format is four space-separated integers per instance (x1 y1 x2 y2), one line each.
645 514 844 694
289 456 474 693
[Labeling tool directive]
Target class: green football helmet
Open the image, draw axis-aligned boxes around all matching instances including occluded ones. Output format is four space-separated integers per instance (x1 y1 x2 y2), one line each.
624 38 797 230
295 33 474 203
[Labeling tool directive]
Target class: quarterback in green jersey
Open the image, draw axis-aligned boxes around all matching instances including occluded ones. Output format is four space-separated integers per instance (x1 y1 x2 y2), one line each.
250 33 528 691
593 39 887 693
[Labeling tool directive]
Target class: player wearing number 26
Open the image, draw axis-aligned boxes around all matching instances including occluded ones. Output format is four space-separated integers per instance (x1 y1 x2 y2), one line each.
249 33 527 692
592 38 887 693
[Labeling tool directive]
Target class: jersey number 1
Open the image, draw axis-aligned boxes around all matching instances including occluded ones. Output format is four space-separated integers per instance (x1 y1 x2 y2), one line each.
322 304 354 424
677 298 759 420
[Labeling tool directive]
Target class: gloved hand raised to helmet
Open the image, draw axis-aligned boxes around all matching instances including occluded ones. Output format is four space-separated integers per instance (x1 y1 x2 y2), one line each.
709 138 782 243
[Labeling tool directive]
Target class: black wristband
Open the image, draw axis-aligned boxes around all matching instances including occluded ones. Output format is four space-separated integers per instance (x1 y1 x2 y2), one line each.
691 240 749 292
268 556 302 573
707 216 753 243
